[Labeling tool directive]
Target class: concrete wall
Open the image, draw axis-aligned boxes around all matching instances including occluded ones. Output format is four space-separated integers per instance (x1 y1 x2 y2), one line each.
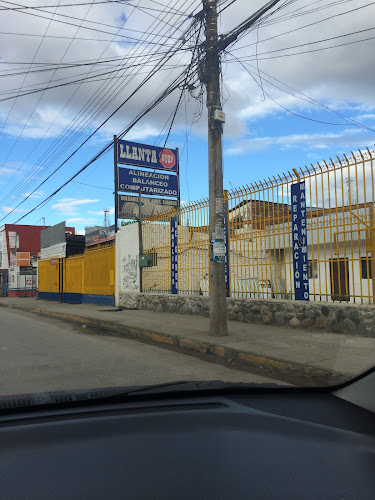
117 292 375 337
116 223 140 306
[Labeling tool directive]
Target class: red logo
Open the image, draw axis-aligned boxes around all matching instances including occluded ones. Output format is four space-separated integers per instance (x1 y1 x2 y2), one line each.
159 149 176 170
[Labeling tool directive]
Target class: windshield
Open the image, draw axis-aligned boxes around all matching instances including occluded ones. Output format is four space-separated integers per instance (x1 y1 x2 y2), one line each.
0 0 374 400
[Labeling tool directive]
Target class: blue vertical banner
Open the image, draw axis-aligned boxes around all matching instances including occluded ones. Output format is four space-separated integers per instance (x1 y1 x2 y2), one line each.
171 216 178 294
223 202 230 297
291 181 310 301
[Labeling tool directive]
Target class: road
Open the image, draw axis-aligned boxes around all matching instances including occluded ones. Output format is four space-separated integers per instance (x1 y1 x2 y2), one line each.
0 307 281 396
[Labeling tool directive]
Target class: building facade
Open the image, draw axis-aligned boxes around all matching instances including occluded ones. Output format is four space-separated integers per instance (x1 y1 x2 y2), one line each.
0 224 75 297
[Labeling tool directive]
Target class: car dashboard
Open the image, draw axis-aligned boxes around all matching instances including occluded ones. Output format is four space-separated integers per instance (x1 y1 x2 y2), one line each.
0 388 374 499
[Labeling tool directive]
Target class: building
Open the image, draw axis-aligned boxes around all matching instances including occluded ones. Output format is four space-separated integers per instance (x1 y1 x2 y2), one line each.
227 199 375 304
0 224 75 297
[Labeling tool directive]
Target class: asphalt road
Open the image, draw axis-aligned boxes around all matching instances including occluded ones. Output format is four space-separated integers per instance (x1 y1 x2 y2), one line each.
0 307 281 396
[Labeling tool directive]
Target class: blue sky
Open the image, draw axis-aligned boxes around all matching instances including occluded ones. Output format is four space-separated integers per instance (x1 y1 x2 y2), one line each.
0 0 374 233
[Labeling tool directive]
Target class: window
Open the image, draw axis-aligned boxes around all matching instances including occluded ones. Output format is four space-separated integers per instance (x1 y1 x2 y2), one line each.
361 258 372 279
308 260 318 279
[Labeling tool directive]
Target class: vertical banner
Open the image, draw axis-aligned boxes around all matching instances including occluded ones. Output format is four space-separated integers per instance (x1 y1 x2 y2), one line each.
171 216 178 294
291 181 310 301
223 202 230 297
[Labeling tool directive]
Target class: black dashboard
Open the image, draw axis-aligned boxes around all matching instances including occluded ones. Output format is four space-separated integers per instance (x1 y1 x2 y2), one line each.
0 390 374 499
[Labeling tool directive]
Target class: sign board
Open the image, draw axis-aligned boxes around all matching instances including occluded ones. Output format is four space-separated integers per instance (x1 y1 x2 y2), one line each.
50 258 58 265
117 139 178 172
85 225 116 247
41 221 65 249
118 167 178 198
16 252 30 267
41 243 66 260
223 202 230 297
171 216 178 294
20 266 37 275
9 250 16 267
118 194 178 219
291 182 310 301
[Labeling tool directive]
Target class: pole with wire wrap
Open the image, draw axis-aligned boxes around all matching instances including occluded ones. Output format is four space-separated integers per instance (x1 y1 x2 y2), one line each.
203 0 227 337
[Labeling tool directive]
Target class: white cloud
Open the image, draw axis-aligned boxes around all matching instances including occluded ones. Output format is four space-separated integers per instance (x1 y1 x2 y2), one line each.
66 217 96 225
1 206 25 214
22 190 45 199
226 130 375 155
0 167 16 177
51 198 100 215
0 0 374 202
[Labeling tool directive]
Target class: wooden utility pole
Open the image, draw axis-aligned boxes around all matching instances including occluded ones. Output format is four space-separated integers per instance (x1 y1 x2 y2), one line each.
203 0 227 336
114 135 118 232
200 0 282 335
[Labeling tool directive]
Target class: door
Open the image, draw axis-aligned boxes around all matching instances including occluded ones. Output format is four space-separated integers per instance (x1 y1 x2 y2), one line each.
1 273 8 296
330 258 350 301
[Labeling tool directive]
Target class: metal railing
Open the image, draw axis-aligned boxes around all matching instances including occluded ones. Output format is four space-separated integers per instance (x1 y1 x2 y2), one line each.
141 148 375 304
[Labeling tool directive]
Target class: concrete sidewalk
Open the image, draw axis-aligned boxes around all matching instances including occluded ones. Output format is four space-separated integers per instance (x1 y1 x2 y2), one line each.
1 296 374 386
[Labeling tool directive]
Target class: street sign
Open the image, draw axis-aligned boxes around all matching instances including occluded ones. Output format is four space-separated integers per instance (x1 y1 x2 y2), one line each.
291 181 310 301
118 167 179 198
85 225 116 247
20 266 37 275
117 194 178 219
117 139 178 172
171 216 178 294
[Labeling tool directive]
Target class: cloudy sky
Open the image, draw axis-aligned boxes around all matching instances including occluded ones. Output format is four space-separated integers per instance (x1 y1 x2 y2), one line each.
0 0 374 232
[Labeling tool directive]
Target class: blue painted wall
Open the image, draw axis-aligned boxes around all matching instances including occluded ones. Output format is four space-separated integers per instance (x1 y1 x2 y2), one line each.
82 295 115 306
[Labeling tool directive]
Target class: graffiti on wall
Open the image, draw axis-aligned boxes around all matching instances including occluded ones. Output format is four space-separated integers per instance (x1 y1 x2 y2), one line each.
122 254 138 291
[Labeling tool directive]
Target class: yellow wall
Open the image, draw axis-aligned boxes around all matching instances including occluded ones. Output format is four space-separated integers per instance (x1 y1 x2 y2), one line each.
64 255 83 294
38 259 59 293
38 243 115 297
83 244 115 296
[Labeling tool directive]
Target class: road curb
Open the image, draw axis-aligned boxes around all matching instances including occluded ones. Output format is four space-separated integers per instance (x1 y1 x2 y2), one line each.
32 308 349 386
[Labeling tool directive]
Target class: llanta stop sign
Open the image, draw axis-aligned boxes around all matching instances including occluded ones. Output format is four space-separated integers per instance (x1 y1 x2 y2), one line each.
159 149 176 170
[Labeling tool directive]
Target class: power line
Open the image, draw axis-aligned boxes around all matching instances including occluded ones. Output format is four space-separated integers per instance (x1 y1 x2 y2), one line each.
71 180 112 190
0 0 198 209
0 5 199 221
228 25 375 59
230 0 375 52
226 53 375 134
228 33 375 62
1 67 192 228
0 0 183 40
1 0 177 46
227 50 375 129
0 0 121 10
0 0 142 208
0 59 187 100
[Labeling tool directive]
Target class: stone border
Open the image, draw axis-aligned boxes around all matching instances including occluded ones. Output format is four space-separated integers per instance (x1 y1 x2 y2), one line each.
118 292 375 337
32 309 348 387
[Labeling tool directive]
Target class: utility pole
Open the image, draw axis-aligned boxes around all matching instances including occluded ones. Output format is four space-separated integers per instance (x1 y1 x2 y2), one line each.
201 0 282 336
104 209 110 227
114 135 119 233
203 0 227 336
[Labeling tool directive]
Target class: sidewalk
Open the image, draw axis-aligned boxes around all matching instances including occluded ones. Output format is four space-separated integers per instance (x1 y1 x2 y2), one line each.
1 296 374 386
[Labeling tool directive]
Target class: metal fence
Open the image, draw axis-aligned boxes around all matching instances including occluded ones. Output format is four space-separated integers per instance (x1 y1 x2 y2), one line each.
38 241 115 301
141 148 375 304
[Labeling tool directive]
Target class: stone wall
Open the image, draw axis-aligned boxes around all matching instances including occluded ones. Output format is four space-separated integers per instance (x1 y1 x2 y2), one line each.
118 292 375 337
